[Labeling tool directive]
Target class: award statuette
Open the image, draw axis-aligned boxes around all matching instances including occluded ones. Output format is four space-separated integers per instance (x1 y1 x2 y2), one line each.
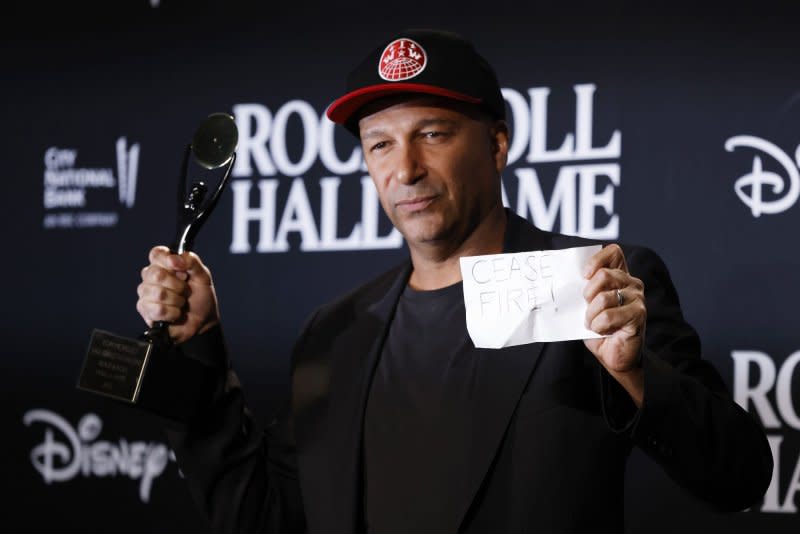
78 113 238 409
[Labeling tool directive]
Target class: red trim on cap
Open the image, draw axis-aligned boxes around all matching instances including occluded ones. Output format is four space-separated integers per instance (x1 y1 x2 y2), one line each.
326 83 483 125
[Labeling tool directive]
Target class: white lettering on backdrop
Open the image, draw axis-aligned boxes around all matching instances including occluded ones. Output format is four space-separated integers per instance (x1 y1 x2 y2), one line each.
229 83 622 253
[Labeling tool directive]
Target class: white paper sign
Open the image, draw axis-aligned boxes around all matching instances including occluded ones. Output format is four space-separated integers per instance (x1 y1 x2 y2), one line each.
459 245 603 349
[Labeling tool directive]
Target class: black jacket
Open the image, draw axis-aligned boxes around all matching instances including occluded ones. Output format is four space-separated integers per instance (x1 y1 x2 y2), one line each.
162 211 772 533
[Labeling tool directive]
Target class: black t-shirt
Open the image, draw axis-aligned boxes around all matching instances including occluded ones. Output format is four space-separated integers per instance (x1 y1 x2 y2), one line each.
364 281 478 533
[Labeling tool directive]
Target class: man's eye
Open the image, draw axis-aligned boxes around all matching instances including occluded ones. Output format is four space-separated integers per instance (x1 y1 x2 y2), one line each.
371 141 388 152
422 130 450 141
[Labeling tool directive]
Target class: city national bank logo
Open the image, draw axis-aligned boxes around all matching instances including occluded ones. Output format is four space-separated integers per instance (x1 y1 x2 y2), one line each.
42 137 140 229
725 135 800 217
22 409 176 503
229 83 621 254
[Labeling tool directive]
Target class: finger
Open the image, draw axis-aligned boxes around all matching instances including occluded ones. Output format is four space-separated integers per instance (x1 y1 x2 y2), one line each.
585 280 645 326
140 265 188 294
585 288 624 327
585 282 639 315
136 282 187 308
587 298 646 335
583 267 631 302
587 304 629 336
135 298 184 324
135 299 153 327
168 325 189 344
147 247 212 285
583 244 628 279
180 251 213 285
148 245 187 271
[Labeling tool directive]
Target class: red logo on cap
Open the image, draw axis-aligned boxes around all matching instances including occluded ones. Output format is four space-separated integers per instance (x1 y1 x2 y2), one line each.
378 38 427 81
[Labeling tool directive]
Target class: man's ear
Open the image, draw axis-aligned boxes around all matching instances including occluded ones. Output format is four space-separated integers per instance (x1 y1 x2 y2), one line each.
490 120 510 173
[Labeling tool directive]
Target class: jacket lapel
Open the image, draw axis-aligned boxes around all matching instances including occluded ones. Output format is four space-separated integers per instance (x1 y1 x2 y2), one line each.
324 262 412 533
454 342 545 528
454 210 555 529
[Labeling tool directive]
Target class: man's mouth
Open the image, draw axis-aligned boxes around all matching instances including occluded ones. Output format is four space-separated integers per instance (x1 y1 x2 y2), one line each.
396 195 437 213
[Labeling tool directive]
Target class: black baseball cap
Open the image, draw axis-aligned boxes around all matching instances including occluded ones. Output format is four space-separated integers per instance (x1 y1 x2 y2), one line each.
326 29 505 135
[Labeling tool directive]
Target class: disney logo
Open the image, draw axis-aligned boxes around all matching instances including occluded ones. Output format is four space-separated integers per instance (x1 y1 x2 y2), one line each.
22 409 175 503
725 135 800 217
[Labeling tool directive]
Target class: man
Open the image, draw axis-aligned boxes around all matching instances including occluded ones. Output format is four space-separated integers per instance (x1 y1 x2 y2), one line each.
136 29 772 533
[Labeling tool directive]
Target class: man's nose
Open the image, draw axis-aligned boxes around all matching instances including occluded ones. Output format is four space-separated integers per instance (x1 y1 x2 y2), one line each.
394 143 425 185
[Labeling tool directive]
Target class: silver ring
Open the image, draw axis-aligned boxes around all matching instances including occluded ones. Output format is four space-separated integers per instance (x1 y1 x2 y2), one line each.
616 289 624 307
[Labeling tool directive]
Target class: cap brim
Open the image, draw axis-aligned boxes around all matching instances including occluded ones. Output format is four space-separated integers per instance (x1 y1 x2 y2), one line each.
326 82 482 126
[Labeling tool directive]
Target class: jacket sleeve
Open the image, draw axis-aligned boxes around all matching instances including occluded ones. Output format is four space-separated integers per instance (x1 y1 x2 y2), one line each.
600 245 773 512
157 324 308 534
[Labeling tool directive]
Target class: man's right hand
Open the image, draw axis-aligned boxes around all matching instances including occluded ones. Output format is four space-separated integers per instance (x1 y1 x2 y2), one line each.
136 246 220 344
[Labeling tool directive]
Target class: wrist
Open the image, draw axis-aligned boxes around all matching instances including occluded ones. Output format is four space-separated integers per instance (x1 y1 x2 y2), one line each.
197 319 220 336
606 365 644 408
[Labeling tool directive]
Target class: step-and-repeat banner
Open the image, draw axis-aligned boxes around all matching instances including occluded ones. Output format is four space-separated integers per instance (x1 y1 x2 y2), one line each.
4 2 798 532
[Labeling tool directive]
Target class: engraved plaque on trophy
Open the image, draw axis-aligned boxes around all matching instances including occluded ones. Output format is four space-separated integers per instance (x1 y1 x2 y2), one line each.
78 112 238 405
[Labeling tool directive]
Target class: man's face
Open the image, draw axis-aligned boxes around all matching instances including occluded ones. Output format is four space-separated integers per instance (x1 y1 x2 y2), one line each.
358 96 508 249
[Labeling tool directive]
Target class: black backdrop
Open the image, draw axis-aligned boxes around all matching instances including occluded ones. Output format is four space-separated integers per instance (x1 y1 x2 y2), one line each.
4 1 799 532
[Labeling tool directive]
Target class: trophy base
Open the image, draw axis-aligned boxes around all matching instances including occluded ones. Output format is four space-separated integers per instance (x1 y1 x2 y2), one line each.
78 329 153 403
79 327 219 425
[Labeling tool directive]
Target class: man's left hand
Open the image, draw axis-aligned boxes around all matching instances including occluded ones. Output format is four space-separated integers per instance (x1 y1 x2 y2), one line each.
583 244 646 406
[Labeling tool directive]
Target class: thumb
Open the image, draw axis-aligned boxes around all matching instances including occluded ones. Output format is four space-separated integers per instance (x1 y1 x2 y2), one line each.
180 251 213 283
